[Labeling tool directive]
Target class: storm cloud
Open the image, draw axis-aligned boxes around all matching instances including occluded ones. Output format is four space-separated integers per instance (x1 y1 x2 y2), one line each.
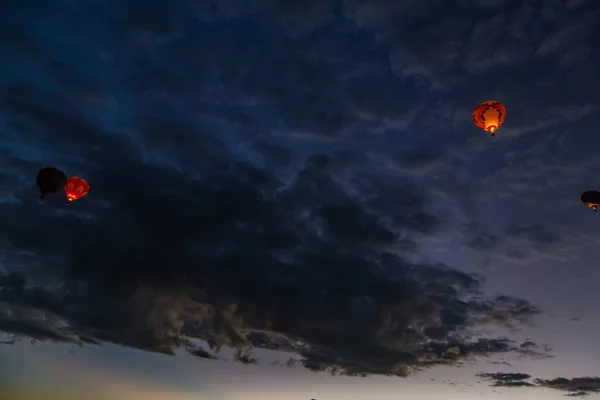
1 0 599 386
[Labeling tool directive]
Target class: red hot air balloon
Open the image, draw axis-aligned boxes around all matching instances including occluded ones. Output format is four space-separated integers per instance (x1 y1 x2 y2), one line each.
472 100 506 136
64 177 90 203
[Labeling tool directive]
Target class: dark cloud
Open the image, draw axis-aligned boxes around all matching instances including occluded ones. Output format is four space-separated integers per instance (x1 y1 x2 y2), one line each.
1 243 543 377
0 301 100 346
478 372 600 397
505 224 562 247
466 233 501 252
0 142 543 375
536 377 600 398
465 223 565 263
252 140 294 167
0 0 597 384
476 372 535 387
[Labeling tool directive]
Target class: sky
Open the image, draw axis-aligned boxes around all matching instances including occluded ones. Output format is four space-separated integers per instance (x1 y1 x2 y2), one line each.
0 0 599 399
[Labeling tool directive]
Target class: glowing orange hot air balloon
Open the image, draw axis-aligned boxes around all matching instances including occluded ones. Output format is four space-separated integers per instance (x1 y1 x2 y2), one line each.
472 100 506 136
64 176 90 203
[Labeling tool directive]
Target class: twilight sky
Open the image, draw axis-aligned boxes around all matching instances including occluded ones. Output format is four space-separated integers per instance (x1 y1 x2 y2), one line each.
1 0 600 399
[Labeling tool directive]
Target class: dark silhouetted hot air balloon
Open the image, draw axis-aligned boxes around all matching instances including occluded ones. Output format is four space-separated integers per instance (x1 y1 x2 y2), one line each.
64 176 90 203
581 190 600 213
472 100 506 136
36 167 67 199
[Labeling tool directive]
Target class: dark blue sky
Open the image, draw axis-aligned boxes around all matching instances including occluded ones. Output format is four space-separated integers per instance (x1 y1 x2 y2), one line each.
1 0 600 398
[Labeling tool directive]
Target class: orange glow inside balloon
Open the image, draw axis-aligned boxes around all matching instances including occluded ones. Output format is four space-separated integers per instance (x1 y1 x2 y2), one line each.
472 100 506 136
65 176 90 202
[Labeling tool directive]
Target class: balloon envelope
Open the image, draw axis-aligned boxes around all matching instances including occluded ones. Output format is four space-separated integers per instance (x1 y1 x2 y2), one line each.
36 167 67 198
581 190 600 212
472 100 506 136
65 176 90 202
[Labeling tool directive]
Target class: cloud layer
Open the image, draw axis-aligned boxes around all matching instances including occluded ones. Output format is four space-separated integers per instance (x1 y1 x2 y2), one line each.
0 0 599 389
477 372 600 397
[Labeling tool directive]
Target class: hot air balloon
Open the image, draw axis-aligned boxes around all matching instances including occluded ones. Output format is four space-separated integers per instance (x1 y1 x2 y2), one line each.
581 190 600 213
64 176 90 203
36 167 67 199
472 100 506 136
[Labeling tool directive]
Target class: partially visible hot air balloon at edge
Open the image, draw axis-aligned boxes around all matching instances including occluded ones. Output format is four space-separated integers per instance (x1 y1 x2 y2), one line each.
65 176 90 203
37 167 67 200
473 100 506 136
581 190 600 214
